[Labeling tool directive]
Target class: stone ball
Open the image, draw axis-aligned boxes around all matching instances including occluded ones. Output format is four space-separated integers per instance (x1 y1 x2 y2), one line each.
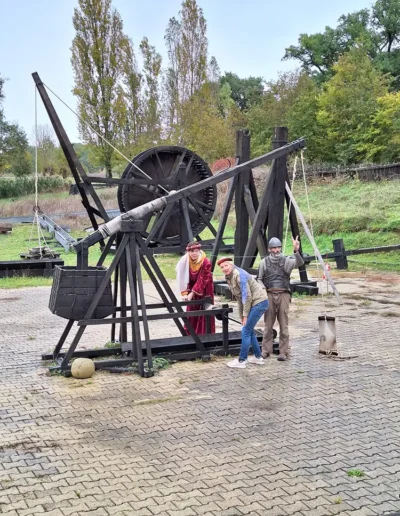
71 358 95 379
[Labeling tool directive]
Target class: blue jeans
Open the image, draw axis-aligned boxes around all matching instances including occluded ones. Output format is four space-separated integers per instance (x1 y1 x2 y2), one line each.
239 299 269 361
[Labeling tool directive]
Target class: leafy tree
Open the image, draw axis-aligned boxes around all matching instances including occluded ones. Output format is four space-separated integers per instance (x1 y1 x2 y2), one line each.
179 82 234 162
317 46 389 164
164 0 210 137
0 75 30 176
286 77 320 162
219 72 264 111
0 75 4 105
120 39 142 144
361 91 400 162
283 10 375 81
372 0 400 52
11 151 32 177
31 124 69 176
71 0 131 178
139 37 162 144
246 70 313 156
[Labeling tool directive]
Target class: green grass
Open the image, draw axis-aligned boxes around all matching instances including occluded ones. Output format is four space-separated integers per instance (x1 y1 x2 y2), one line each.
347 469 366 478
0 178 399 288
0 224 184 288
282 178 400 272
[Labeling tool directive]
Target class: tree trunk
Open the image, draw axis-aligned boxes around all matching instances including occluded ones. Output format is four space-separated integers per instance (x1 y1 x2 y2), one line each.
106 165 113 179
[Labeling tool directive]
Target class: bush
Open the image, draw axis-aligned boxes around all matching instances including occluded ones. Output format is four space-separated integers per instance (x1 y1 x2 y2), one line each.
0 176 68 199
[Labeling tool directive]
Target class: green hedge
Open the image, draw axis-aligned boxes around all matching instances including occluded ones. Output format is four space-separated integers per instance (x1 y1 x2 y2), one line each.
0 176 69 199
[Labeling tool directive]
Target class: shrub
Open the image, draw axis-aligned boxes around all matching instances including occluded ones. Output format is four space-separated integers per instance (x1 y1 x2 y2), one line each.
0 176 69 199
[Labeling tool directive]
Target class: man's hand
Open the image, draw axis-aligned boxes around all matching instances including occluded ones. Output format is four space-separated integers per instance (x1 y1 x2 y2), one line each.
292 235 300 252
242 317 248 326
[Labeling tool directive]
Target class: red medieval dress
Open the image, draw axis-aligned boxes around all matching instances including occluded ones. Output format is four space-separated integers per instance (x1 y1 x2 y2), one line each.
183 255 215 335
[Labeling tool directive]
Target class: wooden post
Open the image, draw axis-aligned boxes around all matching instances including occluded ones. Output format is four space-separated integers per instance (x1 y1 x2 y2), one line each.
234 130 251 266
267 127 288 243
333 239 348 269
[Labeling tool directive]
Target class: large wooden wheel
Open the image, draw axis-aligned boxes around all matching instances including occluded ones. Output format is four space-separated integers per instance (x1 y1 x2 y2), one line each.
117 146 217 245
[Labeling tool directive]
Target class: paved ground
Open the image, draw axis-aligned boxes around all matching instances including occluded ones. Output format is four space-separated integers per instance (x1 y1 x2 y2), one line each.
1 272 400 516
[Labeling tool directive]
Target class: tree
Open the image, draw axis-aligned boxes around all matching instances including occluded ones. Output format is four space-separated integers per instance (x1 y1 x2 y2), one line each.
317 46 389 164
10 151 32 177
139 37 162 144
372 0 400 52
286 78 320 162
219 72 264 111
283 1 400 87
283 10 375 82
71 0 131 178
0 75 4 105
120 39 142 144
0 75 30 176
361 91 400 162
31 124 69 176
164 0 209 138
246 70 313 156
179 83 234 162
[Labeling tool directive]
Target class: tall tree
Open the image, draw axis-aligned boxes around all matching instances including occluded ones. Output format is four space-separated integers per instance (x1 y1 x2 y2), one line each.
164 0 209 138
139 37 162 144
71 0 131 178
120 39 142 144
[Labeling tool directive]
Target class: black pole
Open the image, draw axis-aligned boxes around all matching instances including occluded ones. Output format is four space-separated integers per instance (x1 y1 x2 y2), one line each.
234 130 251 266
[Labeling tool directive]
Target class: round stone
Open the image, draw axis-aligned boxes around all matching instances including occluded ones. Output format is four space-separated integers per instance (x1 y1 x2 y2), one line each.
71 358 95 379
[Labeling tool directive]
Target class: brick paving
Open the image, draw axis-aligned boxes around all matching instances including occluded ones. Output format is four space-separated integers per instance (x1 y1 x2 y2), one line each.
1 272 400 515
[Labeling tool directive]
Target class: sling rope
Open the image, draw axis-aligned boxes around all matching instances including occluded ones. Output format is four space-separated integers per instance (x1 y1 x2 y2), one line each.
28 86 54 257
283 155 298 254
298 149 327 312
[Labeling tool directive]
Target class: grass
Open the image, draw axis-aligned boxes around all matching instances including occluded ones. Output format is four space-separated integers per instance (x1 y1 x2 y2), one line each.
347 469 366 478
0 177 399 288
282 178 400 272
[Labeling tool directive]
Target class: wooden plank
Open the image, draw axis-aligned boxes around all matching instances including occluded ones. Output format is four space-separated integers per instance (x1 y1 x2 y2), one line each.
234 130 251 266
77 307 230 326
267 127 288 243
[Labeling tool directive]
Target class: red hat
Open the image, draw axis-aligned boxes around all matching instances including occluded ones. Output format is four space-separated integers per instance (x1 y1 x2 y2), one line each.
186 242 201 251
217 257 233 266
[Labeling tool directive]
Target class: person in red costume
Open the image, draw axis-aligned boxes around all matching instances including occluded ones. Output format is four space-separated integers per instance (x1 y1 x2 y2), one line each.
175 241 215 335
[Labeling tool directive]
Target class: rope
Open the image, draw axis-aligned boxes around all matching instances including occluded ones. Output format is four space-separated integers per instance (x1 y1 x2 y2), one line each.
283 155 297 253
42 82 170 195
299 150 327 312
27 87 55 259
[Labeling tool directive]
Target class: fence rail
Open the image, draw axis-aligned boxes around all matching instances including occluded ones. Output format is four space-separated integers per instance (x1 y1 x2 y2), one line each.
305 162 400 181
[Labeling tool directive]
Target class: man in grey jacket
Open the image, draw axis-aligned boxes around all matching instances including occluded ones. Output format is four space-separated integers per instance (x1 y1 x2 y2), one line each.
257 236 304 361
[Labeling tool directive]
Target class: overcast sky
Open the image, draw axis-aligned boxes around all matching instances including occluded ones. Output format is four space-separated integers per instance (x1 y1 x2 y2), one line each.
1 0 371 143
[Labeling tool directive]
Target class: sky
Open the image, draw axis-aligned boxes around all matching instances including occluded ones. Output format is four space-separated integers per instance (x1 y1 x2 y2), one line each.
1 0 371 143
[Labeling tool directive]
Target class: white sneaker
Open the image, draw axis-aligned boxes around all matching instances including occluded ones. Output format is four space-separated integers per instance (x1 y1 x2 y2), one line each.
247 356 265 365
227 358 247 369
